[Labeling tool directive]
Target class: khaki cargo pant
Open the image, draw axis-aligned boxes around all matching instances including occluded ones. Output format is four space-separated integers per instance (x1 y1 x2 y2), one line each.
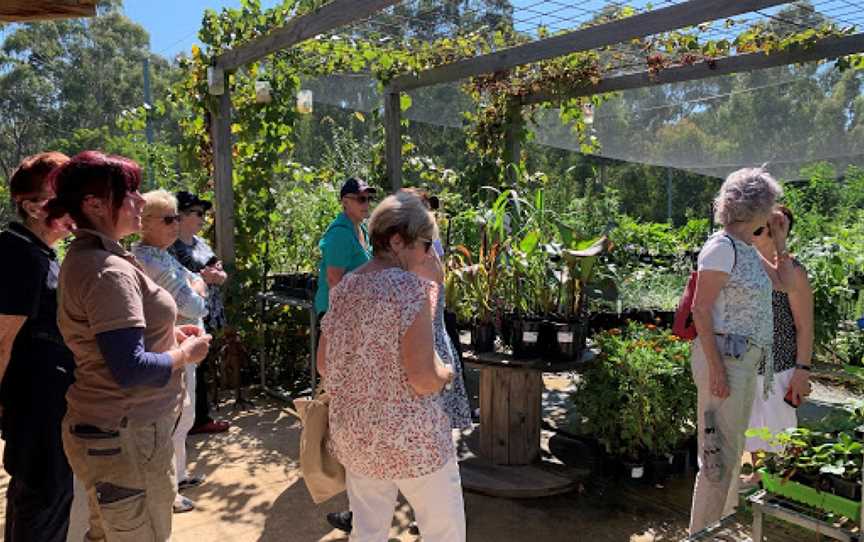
688 340 762 535
62 412 178 542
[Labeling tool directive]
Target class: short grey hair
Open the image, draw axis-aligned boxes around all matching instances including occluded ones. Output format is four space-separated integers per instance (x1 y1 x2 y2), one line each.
713 168 783 226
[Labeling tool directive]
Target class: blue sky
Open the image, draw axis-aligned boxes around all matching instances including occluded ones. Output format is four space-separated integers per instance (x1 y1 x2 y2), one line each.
124 0 620 60
124 0 280 58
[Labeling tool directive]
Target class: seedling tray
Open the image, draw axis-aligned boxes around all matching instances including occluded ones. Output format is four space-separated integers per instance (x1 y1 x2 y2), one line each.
760 469 861 520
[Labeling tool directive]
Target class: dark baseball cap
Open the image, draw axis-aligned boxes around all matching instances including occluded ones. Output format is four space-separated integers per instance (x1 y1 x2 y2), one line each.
176 191 213 212
339 177 377 199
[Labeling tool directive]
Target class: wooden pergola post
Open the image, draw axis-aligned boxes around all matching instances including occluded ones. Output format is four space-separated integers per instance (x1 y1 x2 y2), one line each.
384 91 402 191
210 86 236 268
503 100 523 185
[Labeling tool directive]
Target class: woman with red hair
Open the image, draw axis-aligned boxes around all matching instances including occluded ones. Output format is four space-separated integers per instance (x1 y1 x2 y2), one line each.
0 152 76 542
48 151 212 541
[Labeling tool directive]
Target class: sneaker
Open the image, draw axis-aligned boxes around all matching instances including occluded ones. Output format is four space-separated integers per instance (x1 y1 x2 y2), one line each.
173 495 195 513
178 475 205 490
326 511 352 533
189 420 230 435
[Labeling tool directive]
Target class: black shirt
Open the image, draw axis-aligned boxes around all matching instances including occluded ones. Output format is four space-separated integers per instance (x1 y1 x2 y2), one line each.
0 222 75 490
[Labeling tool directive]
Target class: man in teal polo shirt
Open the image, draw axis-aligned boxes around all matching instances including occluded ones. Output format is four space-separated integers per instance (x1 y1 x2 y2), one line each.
314 177 376 316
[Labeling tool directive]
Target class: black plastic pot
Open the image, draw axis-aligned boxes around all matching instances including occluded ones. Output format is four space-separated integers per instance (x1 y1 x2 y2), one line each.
831 476 862 500
551 321 585 362
500 312 516 348
652 310 676 329
512 318 542 359
649 456 670 484
472 322 496 353
669 448 690 475
538 320 558 356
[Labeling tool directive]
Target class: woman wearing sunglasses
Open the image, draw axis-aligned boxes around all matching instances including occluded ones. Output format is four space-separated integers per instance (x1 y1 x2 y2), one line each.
47 152 211 541
688 168 790 535
132 189 210 514
0 152 76 542
744 205 813 457
169 191 230 436
318 190 463 542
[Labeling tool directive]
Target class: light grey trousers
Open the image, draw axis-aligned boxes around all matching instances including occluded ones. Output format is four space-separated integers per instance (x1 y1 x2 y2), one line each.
689 339 762 535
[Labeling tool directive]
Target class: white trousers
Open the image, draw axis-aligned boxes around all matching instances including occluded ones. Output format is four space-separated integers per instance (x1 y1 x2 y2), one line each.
745 368 798 452
173 364 197 486
346 458 466 542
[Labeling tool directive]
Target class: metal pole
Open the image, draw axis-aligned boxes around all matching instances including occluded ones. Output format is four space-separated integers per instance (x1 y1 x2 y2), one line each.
666 168 673 224
143 57 155 187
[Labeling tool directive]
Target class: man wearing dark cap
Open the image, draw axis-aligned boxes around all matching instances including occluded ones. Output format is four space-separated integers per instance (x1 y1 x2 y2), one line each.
313 178 376 317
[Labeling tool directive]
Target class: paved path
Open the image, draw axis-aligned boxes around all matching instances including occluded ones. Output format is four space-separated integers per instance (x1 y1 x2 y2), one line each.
0 390 833 541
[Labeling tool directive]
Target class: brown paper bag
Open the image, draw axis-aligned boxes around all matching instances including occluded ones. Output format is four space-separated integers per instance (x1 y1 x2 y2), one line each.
295 393 346 504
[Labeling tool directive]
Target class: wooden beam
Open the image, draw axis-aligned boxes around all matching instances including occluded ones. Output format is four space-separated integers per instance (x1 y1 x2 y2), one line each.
0 0 96 21
384 92 402 191
211 90 236 268
388 0 788 93
216 0 401 72
521 33 864 105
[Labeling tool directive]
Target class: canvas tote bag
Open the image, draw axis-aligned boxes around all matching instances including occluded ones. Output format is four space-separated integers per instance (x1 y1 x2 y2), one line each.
295 393 345 504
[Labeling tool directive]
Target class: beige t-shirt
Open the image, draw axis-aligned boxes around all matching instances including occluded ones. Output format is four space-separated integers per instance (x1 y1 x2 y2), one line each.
58 229 182 428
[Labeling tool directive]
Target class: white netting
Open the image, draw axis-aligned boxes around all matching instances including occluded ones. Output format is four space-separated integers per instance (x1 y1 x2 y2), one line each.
303 61 864 182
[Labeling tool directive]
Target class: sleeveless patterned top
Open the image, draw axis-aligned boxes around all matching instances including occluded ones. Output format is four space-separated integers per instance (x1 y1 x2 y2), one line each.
758 260 804 376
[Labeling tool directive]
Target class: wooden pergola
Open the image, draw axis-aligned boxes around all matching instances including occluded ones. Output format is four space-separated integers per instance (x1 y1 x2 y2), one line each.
207 0 864 266
0 0 96 21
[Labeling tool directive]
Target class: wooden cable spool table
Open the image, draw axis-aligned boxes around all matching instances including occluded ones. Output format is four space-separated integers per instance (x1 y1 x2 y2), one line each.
458 348 594 498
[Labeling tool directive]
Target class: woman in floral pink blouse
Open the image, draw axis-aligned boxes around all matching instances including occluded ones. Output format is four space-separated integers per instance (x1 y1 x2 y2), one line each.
317 190 464 542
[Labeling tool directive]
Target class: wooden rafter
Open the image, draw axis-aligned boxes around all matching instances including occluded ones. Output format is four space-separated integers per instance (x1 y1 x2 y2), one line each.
387 0 789 93
0 0 96 21
520 33 864 105
215 0 402 72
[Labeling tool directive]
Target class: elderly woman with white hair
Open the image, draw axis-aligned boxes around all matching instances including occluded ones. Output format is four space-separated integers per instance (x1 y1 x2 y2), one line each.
132 189 209 514
688 168 790 534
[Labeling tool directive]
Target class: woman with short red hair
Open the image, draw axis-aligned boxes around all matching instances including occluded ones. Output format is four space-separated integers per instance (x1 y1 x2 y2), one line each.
48 151 212 541
0 152 76 542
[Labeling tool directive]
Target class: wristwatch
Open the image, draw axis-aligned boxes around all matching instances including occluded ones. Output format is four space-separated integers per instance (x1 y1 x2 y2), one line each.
795 363 811 371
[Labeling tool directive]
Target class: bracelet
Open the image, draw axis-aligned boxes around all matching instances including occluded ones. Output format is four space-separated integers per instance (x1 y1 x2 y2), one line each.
795 363 811 371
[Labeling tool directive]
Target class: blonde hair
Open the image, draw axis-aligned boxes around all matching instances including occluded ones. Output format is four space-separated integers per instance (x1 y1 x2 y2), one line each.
369 190 437 253
141 189 178 234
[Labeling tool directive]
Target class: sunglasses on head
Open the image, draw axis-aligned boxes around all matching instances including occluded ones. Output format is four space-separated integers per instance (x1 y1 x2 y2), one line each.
753 225 767 236
184 209 206 218
345 195 373 204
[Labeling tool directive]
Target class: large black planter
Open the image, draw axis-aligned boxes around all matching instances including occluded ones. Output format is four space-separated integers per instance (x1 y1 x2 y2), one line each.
551 321 586 362
512 318 542 359
472 322 496 353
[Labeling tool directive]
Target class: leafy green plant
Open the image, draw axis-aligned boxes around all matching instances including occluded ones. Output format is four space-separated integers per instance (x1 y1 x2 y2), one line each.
569 322 695 460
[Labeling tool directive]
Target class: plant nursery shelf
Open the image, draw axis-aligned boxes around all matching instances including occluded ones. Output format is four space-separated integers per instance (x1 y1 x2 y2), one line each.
748 490 862 542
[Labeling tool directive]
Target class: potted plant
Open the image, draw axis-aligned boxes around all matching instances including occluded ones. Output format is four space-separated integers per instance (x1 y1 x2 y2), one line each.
750 427 863 518
450 242 501 353
543 235 610 361
567 323 697 481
